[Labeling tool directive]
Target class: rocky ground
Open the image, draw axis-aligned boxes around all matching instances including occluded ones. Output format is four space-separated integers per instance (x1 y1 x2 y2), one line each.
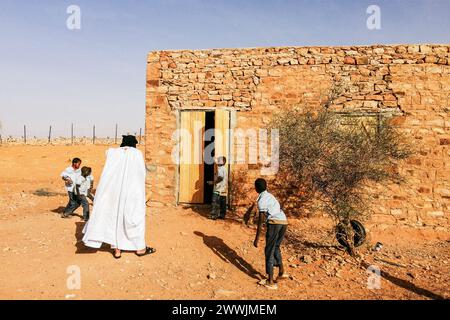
0 145 448 300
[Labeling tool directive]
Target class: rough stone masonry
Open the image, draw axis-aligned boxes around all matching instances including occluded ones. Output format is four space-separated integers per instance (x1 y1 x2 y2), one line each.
145 44 449 228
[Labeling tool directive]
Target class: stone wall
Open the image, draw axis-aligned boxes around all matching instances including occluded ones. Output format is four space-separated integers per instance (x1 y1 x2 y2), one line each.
145 44 449 227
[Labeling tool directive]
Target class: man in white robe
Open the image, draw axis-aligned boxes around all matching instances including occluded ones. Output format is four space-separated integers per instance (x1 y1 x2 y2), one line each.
82 135 155 259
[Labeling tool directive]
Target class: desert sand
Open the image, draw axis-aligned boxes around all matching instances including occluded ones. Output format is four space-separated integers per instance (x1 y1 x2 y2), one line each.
0 144 448 300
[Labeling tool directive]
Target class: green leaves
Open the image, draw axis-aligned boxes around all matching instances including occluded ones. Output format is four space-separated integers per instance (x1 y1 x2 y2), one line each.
271 108 412 222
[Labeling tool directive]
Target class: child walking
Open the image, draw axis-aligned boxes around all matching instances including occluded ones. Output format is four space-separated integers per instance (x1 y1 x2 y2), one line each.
61 158 82 218
75 166 94 221
253 178 289 290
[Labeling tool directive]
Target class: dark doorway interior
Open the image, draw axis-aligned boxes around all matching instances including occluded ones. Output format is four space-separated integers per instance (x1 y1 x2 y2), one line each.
203 111 215 204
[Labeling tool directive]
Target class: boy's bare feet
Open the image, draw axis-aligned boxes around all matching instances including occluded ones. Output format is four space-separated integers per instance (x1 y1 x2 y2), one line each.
258 279 278 290
277 273 290 281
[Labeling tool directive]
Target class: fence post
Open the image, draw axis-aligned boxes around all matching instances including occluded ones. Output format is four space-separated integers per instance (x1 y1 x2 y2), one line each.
71 123 74 145
93 125 96 145
114 124 118 144
139 128 142 144
48 125 52 144
24 125 27 144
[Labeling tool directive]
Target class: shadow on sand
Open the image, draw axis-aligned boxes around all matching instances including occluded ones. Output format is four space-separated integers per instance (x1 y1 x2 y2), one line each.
361 261 446 300
51 206 84 219
74 221 111 255
194 231 263 280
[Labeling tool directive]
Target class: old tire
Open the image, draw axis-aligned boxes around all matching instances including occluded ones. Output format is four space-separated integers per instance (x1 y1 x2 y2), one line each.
335 220 366 249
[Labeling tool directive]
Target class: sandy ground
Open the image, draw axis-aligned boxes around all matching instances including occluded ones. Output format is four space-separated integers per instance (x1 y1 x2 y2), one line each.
0 145 448 300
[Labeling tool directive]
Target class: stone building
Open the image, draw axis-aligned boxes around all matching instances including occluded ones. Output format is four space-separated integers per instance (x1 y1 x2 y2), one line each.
145 44 449 227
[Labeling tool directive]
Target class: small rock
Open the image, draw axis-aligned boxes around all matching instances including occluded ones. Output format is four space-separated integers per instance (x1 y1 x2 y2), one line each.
301 255 313 264
207 273 217 280
344 56 356 65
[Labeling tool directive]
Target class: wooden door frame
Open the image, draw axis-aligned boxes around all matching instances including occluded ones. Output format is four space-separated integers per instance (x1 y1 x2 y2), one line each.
176 108 236 206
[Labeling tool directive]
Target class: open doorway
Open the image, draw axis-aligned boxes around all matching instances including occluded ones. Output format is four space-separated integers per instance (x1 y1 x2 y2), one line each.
178 109 230 205
203 111 215 204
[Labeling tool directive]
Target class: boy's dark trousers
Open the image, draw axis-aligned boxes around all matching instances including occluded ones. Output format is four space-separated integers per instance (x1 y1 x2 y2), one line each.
79 195 90 220
63 191 81 217
211 192 227 219
265 223 287 276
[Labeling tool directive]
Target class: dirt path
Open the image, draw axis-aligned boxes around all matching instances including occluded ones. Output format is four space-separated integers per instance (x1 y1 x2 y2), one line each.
0 145 448 299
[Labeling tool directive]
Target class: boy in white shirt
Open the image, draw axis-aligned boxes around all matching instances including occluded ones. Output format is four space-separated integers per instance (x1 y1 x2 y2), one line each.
253 178 289 290
208 156 228 220
74 166 94 221
60 158 82 218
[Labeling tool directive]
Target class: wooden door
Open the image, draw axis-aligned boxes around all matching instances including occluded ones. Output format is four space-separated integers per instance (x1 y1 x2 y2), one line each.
214 109 230 160
179 111 205 203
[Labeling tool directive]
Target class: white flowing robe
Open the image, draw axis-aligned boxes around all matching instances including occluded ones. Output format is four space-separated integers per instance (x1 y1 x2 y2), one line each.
82 147 146 250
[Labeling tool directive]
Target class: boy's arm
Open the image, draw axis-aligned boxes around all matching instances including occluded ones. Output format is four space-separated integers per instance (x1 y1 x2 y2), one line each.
208 168 224 185
253 211 265 247
61 170 72 185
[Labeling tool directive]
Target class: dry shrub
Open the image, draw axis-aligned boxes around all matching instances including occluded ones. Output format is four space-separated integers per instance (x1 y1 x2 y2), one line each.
271 108 413 253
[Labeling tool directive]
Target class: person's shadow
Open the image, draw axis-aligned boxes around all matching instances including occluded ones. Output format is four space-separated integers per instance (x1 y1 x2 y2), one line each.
51 206 83 219
361 261 446 300
194 231 263 280
74 222 110 254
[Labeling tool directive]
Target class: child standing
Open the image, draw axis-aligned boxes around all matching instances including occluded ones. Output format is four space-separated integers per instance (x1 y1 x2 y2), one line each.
75 166 94 221
208 156 228 220
253 178 289 290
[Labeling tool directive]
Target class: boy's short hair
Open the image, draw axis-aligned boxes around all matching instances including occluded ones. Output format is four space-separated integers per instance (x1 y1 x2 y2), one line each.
72 158 82 164
81 166 92 177
219 156 227 164
255 178 267 193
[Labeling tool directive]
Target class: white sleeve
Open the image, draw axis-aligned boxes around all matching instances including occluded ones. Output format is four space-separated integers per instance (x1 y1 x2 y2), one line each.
60 168 69 178
218 167 225 178
257 196 268 213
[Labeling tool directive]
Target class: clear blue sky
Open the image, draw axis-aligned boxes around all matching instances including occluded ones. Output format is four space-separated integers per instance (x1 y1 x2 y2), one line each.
0 0 448 138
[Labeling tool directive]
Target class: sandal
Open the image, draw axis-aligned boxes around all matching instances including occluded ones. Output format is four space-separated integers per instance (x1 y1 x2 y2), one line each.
135 247 156 257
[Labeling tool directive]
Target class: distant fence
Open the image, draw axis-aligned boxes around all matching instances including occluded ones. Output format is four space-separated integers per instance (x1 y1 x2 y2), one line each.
0 124 144 145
